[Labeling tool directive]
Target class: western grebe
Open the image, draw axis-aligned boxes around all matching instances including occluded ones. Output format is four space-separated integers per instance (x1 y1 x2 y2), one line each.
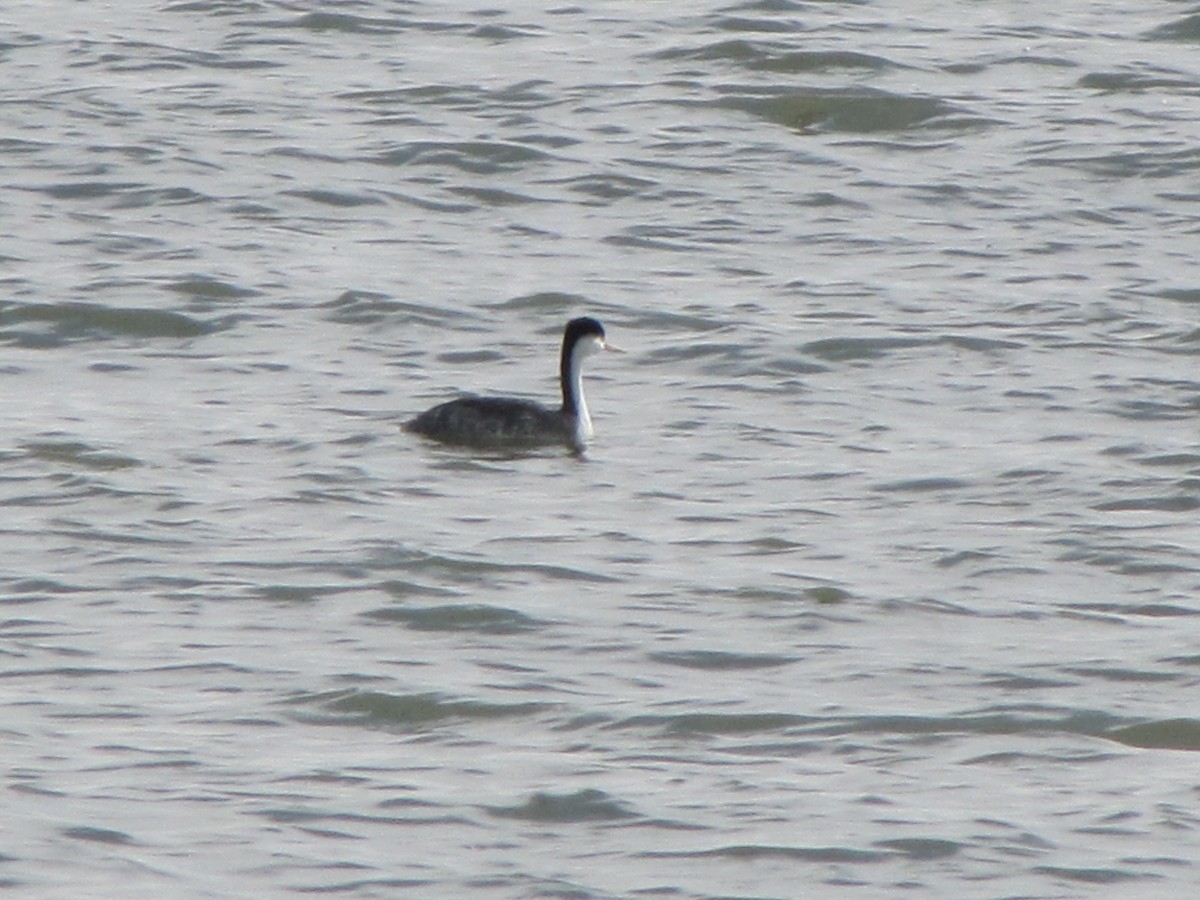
404 317 619 452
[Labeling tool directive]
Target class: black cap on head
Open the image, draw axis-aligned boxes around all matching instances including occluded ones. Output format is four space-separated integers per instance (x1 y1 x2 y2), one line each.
564 317 605 342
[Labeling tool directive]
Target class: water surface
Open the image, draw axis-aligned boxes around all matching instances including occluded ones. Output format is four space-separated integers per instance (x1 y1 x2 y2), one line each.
2 1 1200 897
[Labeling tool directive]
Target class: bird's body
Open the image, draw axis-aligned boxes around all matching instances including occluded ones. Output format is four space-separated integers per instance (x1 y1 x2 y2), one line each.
405 395 581 450
404 317 615 453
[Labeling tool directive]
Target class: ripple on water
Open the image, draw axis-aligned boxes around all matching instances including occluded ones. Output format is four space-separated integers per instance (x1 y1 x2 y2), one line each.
611 711 813 737
321 290 471 328
19 440 141 472
340 81 558 116
647 649 800 670
486 789 637 823
371 140 555 175
1145 12 1200 42
162 276 262 304
643 844 892 864
290 689 554 730
283 188 387 208
1077 69 1200 94
716 86 993 134
363 603 548 635
653 38 899 75
60 826 135 846
1052 535 1200 582
276 10 410 36
0 301 221 346
1057 601 1200 620
1108 719 1200 751
547 172 658 203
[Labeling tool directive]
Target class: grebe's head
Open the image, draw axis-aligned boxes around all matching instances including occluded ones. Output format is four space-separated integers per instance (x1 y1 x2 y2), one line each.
564 316 620 357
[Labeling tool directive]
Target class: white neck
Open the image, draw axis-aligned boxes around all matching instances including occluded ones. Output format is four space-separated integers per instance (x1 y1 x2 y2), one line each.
562 333 604 450
569 352 593 447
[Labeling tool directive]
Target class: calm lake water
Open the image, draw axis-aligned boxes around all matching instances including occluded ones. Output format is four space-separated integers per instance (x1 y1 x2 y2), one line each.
3 1 1200 897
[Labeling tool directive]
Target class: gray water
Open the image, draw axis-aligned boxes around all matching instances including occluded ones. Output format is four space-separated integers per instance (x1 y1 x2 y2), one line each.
3 1 1200 897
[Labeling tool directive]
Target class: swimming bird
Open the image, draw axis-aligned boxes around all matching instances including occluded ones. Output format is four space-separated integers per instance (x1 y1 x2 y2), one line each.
404 317 619 452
